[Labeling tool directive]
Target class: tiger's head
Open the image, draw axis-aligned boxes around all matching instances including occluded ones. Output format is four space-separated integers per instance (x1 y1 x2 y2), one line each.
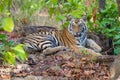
68 15 88 46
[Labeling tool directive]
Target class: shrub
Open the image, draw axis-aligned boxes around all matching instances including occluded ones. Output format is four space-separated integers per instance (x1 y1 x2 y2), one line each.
0 0 27 65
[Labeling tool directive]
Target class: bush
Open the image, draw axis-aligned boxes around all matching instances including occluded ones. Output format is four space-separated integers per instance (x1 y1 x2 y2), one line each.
92 0 120 55
44 0 120 55
0 0 28 65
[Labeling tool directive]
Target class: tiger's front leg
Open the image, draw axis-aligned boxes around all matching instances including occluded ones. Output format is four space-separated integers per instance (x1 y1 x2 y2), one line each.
43 46 67 55
74 45 102 60
86 39 102 53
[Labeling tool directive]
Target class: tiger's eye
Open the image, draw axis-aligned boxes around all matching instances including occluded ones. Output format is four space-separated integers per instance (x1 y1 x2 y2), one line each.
79 23 84 27
78 24 82 27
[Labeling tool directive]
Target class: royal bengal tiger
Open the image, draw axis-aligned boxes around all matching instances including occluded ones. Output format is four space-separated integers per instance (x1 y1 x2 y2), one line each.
22 16 102 60
68 16 102 52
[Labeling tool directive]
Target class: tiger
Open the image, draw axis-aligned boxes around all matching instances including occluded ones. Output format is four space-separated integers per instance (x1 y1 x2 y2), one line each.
68 16 88 47
68 16 102 52
22 16 102 60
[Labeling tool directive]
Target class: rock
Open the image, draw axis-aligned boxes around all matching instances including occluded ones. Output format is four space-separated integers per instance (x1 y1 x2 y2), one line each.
110 54 120 80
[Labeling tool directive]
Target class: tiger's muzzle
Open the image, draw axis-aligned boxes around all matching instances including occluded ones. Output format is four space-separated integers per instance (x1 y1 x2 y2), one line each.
74 32 82 37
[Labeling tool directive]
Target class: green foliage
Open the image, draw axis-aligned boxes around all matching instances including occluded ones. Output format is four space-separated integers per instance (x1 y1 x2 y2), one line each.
114 33 120 55
0 0 12 13
0 0 48 65
45 0 89 29
0 0 27 65
94 1 120 55
87 0 120 55
4 44 27 65
1 17 14 32
11 0 45 24
44 0 120 55
12 44 27 62
95 3 119 37
0 33 27 65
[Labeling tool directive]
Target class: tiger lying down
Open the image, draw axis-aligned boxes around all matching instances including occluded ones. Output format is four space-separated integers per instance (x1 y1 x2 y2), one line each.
22 16 102 60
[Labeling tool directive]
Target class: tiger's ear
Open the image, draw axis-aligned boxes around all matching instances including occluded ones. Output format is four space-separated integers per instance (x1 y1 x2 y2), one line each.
82 15 87 22
67 15 74 21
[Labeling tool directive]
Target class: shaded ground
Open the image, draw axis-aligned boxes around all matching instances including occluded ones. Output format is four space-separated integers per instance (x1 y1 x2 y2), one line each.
0 49 111 80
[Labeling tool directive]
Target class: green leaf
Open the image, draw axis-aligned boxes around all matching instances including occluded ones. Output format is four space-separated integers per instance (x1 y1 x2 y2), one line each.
0 34 8 41
0 44 5 51
51 0 58 5
56 15 65 21
114 40 120 45
107 27 116 32
0 4 4 13
115 35 120 40
8 40 15 46
2 17 14 32
4 52 16 65
101 9 107 13
67 0 72 3
13 44 25 54
114 48 120 55
12 44 27 62
49 8 55 17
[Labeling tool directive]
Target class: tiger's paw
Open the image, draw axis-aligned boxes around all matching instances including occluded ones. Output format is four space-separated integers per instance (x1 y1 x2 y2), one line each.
42 46 68 55
86 39 102 52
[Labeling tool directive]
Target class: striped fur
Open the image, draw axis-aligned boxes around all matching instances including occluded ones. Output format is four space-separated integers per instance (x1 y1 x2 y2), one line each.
23 29 79 52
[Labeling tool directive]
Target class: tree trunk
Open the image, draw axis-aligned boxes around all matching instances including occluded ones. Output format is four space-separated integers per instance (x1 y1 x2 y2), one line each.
117 0 120 16
99 0 106 11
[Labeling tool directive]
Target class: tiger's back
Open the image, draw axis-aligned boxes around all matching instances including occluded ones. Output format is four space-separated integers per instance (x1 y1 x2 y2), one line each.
23 28 79 53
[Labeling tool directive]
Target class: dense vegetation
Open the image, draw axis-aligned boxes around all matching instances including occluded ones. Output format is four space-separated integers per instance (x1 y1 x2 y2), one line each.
44 0 120 55
0 0 120 64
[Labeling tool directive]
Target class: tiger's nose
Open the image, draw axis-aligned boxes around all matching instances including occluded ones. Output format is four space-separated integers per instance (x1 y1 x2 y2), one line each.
76 32 81 36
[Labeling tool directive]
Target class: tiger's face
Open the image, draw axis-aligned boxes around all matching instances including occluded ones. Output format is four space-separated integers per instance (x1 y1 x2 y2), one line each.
68 16 88 46
68 16 87 37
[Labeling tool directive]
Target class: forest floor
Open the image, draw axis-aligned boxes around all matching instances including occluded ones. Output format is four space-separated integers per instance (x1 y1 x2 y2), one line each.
0 46 112 80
